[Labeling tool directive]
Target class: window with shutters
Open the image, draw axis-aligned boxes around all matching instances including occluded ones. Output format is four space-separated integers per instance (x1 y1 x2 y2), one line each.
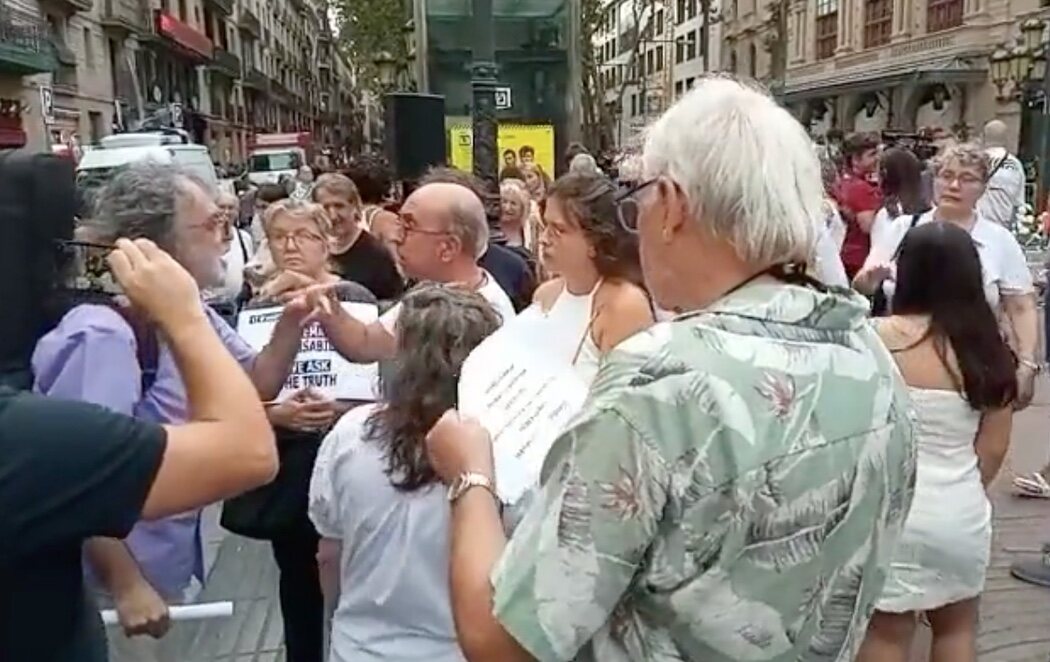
864 0 892 47
815 0 838 60
926 0 963 32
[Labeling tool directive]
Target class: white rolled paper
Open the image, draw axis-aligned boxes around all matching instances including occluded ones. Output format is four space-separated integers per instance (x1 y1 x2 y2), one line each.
100 600 234 626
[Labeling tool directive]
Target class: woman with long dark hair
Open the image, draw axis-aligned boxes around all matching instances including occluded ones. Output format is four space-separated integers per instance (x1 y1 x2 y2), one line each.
308 284 501 661
858 222 1016 662
870 147 929 246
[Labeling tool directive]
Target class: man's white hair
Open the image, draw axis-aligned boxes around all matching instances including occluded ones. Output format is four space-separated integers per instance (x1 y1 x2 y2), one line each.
642 75 820 265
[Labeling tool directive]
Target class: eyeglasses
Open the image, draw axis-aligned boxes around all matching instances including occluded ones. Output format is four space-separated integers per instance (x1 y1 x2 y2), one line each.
269 230 327 247
186 214 226 235
395 213 451 242
614 178 658 233
935 171 984 187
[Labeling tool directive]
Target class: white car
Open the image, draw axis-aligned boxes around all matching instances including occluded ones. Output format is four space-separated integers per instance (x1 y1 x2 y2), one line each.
76 131 219 212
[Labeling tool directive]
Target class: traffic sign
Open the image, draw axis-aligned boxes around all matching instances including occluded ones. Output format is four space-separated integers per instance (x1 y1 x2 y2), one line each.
495 87 512 110
39 85 53 124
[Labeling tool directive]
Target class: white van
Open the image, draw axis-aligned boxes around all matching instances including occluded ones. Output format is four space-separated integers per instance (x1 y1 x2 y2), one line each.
76 132 219 210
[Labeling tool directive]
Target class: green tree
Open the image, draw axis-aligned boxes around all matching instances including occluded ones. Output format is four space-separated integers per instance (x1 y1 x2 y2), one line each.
329 0 410 92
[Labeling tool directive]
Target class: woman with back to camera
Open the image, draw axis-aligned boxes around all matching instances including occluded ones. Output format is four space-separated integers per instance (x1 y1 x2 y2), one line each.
528 172 654 386
308 285 500 662
858 222 1016 662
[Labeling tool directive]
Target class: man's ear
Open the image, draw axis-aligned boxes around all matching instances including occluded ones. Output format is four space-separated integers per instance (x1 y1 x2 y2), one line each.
656 178 688 241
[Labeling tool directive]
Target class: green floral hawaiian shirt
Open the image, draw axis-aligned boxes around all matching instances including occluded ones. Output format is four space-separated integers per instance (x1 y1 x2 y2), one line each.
492 282 917 662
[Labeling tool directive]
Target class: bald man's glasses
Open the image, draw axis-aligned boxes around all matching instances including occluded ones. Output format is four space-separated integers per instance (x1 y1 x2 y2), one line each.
396 212 452 242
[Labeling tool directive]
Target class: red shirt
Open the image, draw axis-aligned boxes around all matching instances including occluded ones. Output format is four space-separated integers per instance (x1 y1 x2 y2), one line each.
835 172 882 279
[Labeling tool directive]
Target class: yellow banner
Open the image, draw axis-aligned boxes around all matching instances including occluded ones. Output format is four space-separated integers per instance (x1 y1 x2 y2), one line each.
448 124 556 179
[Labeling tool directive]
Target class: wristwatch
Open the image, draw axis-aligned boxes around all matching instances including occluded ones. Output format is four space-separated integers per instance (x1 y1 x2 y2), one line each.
447 472 497 504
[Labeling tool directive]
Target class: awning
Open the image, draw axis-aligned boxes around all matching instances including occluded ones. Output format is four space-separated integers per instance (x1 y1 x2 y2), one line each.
781 55 987 103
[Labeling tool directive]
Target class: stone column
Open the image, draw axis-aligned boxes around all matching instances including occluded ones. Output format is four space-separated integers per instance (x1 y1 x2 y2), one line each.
835 0 852 53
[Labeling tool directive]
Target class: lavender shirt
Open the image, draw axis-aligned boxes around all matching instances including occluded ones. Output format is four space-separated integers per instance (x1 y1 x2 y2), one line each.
31 304 257 599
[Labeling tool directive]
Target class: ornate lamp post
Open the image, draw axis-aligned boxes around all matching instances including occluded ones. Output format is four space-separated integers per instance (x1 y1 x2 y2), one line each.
470 0 500 229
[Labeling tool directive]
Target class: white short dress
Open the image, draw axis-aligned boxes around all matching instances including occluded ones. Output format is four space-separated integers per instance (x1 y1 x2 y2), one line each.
877 387 991 612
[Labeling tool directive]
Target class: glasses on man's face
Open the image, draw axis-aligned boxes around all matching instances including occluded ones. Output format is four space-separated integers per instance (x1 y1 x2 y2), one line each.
270 229 327 248
186 213 226 236
395 212 451 243
614 178 658 233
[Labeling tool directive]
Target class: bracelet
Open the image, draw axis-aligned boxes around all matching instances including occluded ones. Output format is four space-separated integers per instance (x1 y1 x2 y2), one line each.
1018 358 1043 373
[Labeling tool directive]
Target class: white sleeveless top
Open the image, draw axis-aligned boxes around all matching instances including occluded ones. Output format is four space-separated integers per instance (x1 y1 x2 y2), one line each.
523 280 602 386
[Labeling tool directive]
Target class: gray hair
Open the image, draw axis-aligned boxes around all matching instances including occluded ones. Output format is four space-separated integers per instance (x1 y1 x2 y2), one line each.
369 283 502 491
569 153 600 176
933 142 990 182
85 160 205 252
643 75 820 265
448 192 490 259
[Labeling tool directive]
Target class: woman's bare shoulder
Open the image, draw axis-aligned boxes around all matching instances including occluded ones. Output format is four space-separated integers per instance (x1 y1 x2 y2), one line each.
597 280 651 315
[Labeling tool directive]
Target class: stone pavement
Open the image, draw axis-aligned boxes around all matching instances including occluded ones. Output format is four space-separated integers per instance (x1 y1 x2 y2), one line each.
169 380 1050 662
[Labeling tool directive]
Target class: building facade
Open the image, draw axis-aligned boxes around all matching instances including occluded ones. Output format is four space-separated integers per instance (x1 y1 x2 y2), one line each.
594 0 721 149
1 0 354 162
720 0 1050 150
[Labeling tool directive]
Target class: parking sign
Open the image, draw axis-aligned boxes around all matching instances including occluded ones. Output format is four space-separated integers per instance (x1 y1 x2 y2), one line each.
495 87 512 110
39 85 53 124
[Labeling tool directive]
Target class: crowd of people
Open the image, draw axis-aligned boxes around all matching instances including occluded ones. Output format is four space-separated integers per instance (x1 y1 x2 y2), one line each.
0 74 1046 662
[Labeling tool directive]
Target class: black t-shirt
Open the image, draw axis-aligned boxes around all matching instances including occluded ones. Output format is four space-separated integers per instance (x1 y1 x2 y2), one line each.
480 243 536 312
330 231 404 301
0 389 167 662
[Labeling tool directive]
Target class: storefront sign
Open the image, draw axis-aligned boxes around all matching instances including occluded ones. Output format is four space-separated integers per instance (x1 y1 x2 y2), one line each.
156 11 213 59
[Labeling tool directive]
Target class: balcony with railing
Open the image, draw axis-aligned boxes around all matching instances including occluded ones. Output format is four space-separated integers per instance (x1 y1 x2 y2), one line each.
238 7 260 37
53 62 78 93
242 66 270 93
41 0 94 16
100 0 148 33
205 0 233 16
211 47 240 77
0 4 57 74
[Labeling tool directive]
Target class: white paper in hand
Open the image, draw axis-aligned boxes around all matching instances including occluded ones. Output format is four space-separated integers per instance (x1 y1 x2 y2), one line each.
457 315 589 503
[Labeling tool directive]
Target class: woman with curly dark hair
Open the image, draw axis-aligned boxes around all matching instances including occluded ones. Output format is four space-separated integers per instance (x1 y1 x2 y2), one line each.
308 284 501 662
528 172 653 385
342 154 399 251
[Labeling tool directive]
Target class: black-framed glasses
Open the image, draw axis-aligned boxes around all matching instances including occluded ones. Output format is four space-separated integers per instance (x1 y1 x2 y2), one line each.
614 178 658 234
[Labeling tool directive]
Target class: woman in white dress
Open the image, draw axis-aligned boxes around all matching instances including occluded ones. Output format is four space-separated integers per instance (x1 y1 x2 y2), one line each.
858 222 1016 662
525 172 653 386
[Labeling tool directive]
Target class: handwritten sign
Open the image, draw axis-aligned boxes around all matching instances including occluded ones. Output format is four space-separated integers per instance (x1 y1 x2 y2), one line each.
458 313 589 503
237 303 379 401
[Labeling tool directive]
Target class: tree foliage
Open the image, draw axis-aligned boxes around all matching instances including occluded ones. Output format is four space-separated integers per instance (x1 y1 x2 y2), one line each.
329 0 410 91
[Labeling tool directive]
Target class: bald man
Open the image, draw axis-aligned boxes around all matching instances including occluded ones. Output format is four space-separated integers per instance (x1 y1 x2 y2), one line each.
305 182 516 363
977 119 1026 229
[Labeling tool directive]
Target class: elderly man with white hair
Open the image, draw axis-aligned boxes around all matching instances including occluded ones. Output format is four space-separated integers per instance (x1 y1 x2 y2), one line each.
423 75 917 661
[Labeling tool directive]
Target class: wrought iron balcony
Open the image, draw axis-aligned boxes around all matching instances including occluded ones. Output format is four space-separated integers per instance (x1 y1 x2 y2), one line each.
211 48 240 77
40 0 93 16
100 0 147 34
242 66 270 93
0 4 57 75
204 0 232 15
237 8 260 37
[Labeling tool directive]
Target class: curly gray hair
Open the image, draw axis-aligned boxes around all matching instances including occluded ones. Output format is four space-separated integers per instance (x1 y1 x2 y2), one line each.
83 160 206 252
368 283 501 491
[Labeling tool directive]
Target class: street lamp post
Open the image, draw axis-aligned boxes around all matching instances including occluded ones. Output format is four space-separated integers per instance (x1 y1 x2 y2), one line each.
990 18 1050 210
470 0 500 229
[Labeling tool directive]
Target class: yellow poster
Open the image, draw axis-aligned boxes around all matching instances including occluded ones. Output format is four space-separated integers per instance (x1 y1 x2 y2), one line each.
448 124 556 180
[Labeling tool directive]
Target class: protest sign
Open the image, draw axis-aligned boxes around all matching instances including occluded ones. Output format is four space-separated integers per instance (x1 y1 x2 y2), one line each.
457 312 589 503
237 303 379 401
